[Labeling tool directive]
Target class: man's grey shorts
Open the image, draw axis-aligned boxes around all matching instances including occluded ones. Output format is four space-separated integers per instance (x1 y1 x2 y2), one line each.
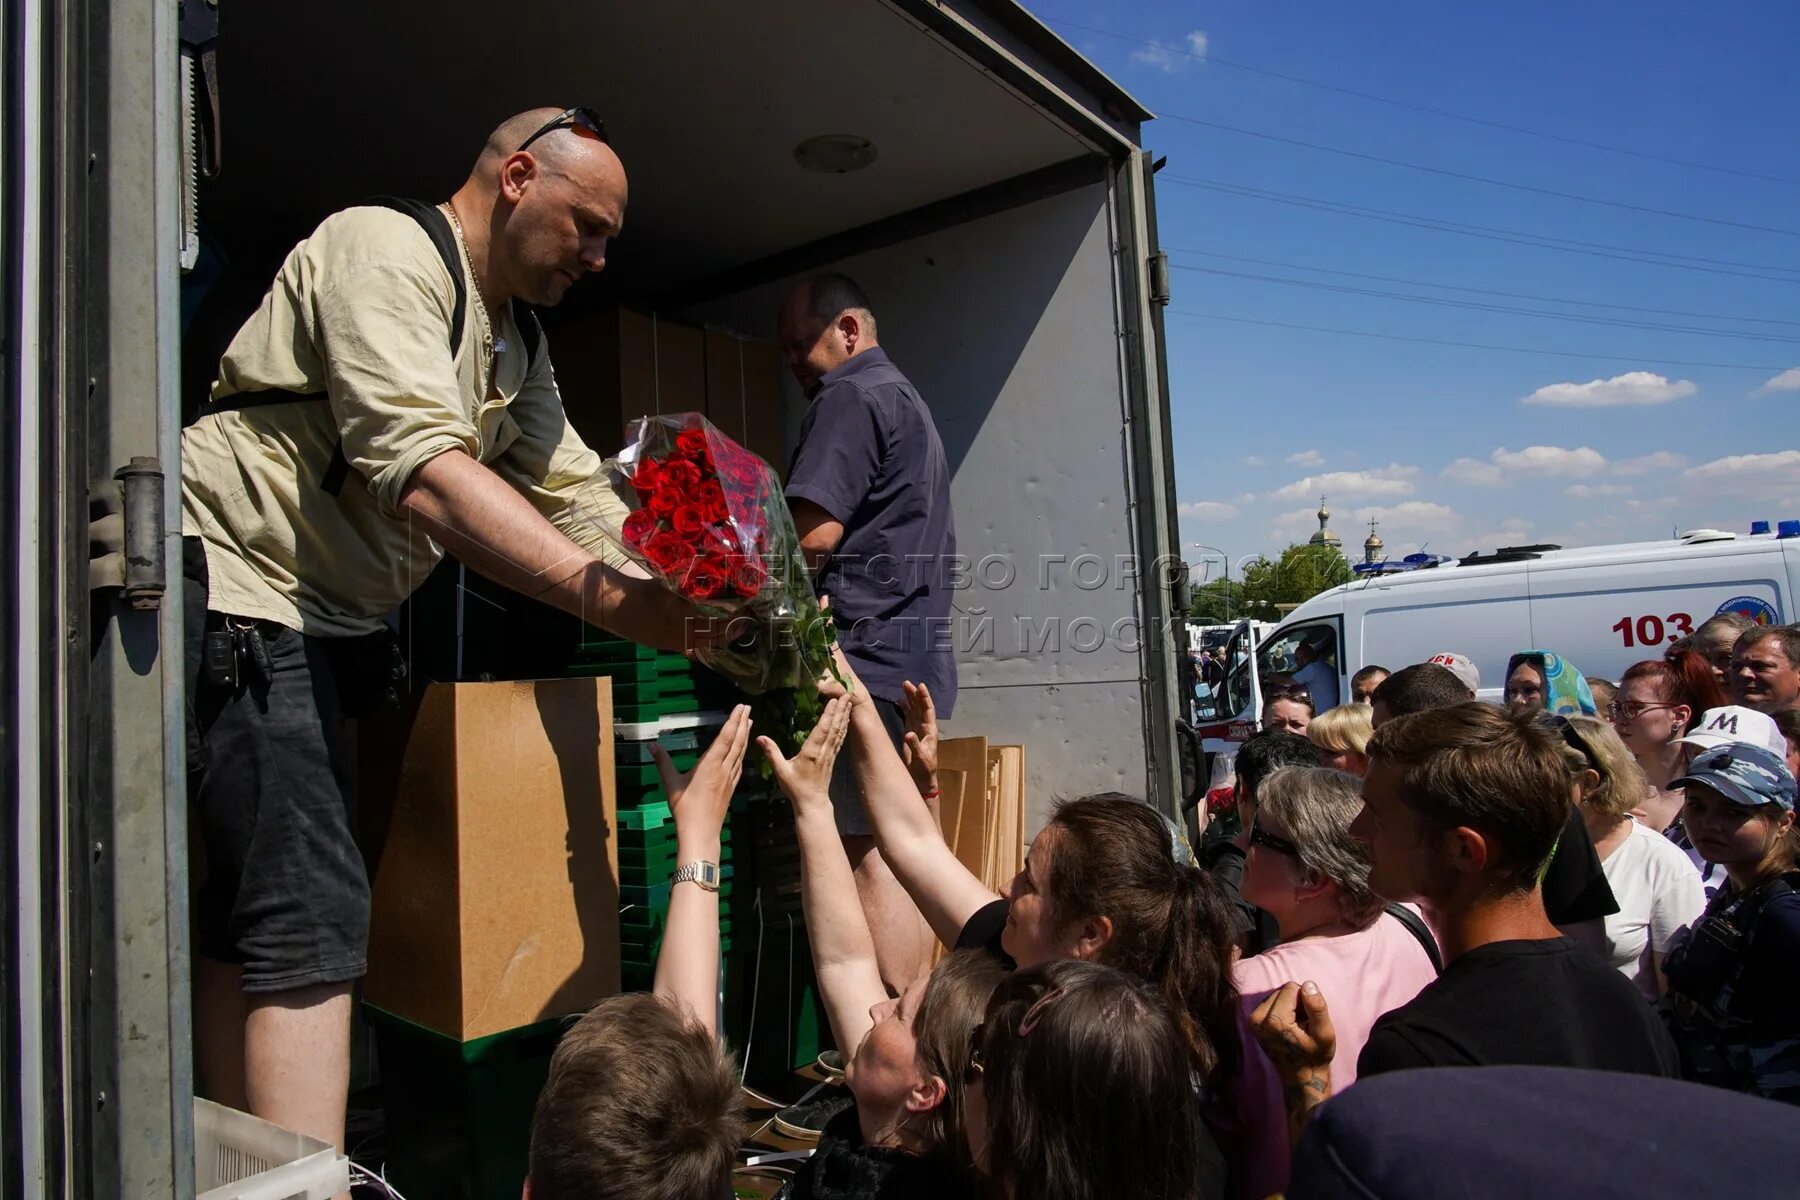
828 696 909 837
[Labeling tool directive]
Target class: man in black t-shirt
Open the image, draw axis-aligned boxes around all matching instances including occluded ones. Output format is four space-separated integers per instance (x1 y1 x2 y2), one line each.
1252 704 1673 1137
1347 703 1678 1079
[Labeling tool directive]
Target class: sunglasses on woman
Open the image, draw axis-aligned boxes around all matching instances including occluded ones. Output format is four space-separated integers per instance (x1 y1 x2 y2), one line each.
1248 817 1300 858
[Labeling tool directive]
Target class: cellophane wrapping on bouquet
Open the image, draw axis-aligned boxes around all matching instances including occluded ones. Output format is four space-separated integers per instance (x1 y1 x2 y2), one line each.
569 412 843 765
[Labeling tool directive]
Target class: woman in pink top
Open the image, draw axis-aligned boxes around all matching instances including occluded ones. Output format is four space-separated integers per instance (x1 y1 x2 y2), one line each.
1235 767 1439 1100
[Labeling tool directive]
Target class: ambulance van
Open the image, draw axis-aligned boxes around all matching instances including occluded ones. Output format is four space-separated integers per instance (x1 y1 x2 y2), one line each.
1194 525 1800 751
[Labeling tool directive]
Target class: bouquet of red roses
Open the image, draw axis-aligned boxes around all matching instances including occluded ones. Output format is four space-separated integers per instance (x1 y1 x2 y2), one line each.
575 412 843 761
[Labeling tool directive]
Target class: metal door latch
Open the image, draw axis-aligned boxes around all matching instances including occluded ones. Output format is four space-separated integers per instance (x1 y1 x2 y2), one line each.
89 457 166 610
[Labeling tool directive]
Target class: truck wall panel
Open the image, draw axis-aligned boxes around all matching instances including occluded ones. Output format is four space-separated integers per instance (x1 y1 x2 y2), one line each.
685 181 1150 821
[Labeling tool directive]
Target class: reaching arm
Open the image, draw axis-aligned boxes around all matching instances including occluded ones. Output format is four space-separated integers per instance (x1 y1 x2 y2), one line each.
650 705 752 1030
1251 981 1338 1151
760 698 887 1054
824 649 998 946
398 449 710 652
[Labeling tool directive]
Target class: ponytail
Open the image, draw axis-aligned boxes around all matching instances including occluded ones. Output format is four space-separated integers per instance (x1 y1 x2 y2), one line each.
1154 867 1243 1090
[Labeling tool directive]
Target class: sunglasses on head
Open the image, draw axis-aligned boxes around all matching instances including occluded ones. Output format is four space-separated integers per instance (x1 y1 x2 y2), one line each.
516 106 608 154
1248 817 1300 858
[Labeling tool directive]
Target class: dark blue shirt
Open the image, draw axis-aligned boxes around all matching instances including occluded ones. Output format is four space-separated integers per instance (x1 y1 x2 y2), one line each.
786 348 957 716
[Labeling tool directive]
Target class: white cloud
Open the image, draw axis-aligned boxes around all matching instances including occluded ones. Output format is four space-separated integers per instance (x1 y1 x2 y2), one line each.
1267 464 1420 503
1755 367 1800 395
1681 450 1800 494
1491 445 1609 475
1355 501 1463 538
1565 483 1633 498
1129 29 1207 72
1441 457 1505 487
1613 452 1687 476
1286 449 1324 468
1522 371 1697 408
1177 500 1239 521
1243 455 1266 468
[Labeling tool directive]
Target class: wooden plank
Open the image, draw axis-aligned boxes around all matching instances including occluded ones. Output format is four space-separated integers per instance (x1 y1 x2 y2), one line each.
936 737 989 881
934 767 967 857
995 746 1025 881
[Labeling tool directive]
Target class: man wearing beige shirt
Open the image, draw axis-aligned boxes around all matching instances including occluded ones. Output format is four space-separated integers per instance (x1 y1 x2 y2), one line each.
183 108 694 1157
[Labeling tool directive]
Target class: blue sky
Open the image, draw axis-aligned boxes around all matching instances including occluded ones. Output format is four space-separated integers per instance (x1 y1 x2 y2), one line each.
1032 1 1800 576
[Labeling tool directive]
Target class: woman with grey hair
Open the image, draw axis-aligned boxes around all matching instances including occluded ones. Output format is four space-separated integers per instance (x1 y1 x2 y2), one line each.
1236 767 1439 1098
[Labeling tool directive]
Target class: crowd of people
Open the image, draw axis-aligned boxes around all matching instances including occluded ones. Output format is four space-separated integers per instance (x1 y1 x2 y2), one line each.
522 619 1800 1199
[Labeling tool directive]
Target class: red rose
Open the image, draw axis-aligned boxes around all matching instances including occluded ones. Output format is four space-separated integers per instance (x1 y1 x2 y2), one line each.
705 497 731 525
686 555 729 601
661 459 702 494
643 531 696 578
649 487 680 518
672 503 708 542
632 458 665 496
731 556 768 598
622 509 658 549
676 428 711 462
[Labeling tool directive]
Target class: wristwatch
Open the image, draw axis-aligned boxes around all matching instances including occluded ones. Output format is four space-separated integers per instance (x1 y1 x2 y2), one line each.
671 860 721 892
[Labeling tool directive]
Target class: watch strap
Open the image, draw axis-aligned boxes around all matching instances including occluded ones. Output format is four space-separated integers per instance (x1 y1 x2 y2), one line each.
671 859 721 892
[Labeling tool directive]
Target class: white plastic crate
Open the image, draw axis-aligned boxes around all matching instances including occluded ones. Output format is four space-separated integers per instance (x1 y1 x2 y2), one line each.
194 1098 350 1200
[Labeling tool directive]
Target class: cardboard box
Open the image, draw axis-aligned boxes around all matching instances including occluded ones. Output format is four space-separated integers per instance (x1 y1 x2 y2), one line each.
363 678 620 1041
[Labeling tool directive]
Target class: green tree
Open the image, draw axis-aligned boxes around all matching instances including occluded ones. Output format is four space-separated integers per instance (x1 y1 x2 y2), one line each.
1188 577 1246 623
1237 543 1352 618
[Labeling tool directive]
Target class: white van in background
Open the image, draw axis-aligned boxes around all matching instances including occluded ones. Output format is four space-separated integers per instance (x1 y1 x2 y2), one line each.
1192 525 1800 760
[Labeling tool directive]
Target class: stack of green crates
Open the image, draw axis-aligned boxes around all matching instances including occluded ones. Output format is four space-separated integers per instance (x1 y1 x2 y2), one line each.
565 634 737 725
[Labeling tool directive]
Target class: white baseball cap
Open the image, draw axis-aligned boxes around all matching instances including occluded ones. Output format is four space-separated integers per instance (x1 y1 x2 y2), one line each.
1425 652 1480 694
1676 706 1787 757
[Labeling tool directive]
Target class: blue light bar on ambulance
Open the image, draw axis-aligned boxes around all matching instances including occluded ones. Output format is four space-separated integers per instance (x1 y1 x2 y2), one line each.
1351 552 1453 577
1751 520 1772 535
1781 520 1800 539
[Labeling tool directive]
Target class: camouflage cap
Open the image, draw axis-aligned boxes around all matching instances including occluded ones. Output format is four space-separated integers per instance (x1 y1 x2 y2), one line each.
1671 742 1797 812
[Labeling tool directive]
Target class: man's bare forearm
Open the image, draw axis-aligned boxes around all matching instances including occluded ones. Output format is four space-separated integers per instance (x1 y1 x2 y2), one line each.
398 450 692 650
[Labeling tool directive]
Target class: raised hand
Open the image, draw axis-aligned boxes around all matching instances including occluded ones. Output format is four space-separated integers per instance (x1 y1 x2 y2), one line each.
758 697 852 820
900 680 940 794
1251 980 1337 1143
651 704 752 841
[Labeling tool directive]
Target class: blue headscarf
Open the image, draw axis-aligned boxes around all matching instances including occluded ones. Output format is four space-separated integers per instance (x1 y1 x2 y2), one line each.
1505 650 1596 717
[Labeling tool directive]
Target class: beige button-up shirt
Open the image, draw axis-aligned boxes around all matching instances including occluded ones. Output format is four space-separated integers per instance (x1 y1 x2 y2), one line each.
182 205 630 637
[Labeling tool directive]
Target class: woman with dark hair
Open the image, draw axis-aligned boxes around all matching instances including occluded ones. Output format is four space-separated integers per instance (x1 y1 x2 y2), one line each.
1261 684 1315 736
1613 652 1728 833
759 699 1007 1198
964 960 1226 1200
819 651 1253 1188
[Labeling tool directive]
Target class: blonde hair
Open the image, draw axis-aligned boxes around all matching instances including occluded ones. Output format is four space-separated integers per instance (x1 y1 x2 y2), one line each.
1565 716 1648 818
1308 703 1374 757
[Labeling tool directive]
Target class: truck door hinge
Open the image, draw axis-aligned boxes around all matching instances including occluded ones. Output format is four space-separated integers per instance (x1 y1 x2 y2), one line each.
89 457 166 610
1148 251 1171 306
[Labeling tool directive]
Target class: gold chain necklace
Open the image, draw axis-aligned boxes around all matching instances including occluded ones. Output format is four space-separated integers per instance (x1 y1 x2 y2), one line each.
442 202 497 390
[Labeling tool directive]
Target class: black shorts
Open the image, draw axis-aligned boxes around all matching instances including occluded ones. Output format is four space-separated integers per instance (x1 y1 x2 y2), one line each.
183 539 370 993
826 695 907 837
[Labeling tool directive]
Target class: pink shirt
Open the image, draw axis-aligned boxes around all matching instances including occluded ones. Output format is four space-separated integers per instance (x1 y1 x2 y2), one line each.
1235 910 1439 1096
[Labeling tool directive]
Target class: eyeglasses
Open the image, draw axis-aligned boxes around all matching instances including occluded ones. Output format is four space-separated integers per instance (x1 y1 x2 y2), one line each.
515 106 609 154
1248 817 1300 858
1608 700 1676 721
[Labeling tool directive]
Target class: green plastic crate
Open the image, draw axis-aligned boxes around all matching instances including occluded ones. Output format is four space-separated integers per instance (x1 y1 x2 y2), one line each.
365 1007 572 1200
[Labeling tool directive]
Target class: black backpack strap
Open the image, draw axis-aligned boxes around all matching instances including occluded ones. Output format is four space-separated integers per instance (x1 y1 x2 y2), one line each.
366 196 466 357
1384 901 1443 974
